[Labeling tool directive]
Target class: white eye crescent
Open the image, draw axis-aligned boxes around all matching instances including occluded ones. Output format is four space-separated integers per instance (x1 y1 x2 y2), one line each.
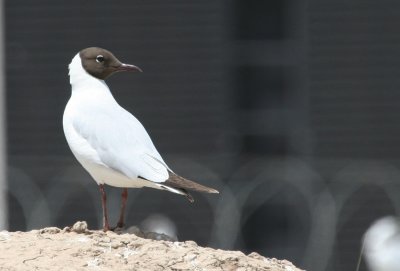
96 55 105 63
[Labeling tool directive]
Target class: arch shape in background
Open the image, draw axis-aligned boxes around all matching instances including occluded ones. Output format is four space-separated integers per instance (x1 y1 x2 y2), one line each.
8 166 50 229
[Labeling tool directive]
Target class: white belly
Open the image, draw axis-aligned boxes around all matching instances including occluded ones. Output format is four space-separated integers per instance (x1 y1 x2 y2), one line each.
77 157 159 189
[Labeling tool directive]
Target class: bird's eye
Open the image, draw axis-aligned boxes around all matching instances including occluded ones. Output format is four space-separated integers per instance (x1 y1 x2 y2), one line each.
96 55 105 63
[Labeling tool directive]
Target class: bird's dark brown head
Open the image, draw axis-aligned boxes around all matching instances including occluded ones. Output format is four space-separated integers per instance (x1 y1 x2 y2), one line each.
79 47 142 80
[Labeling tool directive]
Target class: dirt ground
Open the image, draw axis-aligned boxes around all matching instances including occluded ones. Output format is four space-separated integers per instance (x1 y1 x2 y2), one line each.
0 221 304 271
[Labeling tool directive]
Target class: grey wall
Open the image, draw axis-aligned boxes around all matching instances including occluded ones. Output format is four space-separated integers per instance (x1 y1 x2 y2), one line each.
5 1 400 271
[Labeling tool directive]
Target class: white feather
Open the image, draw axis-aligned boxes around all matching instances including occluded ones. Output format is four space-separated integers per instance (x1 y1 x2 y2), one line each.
363 216 400 271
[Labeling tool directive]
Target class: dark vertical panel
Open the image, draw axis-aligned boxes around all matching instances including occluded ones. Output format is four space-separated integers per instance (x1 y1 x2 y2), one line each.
309 0 400 159
309 1 400 270
234 0 287 40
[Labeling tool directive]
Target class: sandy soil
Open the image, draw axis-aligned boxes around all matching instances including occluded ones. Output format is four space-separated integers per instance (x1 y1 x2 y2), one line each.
0 221 304 271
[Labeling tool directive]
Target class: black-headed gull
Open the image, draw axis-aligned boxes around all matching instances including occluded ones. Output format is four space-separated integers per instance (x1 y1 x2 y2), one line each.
63 47 218 231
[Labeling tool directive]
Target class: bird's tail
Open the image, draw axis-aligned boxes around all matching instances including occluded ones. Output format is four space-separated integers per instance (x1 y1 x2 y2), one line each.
164 171 219 194
154 183 194 203
155 171 218 203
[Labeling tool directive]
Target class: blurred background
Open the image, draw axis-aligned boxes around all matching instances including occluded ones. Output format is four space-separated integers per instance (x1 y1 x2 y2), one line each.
2 0 400 270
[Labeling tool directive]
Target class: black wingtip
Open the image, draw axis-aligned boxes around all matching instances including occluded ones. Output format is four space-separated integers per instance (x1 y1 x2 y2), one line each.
185 193 195 203
165 171 220 194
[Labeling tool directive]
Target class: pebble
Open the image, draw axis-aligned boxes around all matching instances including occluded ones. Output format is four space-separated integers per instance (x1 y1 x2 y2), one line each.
71 221 88 233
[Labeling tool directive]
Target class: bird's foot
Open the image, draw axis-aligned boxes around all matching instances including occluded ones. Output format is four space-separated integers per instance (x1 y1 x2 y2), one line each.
107 224 125 233
116 222 125 228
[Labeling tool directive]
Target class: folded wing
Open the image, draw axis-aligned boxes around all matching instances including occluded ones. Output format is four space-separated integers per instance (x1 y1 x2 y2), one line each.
73 105 169 183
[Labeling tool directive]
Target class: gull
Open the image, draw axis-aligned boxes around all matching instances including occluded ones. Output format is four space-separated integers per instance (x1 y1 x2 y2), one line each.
362 216 400 271
63 47 218 231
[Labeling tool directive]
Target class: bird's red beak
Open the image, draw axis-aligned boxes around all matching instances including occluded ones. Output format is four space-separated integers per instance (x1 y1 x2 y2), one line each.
117 63 143 72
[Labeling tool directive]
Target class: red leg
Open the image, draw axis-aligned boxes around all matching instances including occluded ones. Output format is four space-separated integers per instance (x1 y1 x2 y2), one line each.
117 188 128 228
99 184 110 231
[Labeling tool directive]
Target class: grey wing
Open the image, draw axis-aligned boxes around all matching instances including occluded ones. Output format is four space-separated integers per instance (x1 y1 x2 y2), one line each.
73 107 170 183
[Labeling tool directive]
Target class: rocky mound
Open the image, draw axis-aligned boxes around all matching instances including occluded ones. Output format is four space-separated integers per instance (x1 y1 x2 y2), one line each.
0 221 304 271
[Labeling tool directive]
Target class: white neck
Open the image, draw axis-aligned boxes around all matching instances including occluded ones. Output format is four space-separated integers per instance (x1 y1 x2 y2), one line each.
68 53 113 98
